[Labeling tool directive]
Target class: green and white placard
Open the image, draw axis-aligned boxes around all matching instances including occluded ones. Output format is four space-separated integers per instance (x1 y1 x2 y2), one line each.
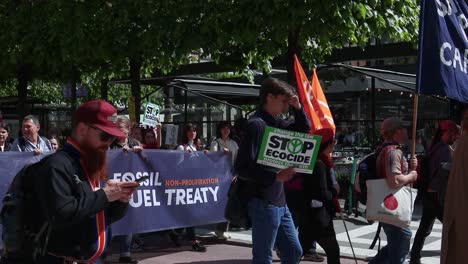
257 126 322 173
142 101 160 127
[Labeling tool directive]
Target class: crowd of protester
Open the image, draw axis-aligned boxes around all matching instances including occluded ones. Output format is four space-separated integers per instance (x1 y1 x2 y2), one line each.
0 85 466 264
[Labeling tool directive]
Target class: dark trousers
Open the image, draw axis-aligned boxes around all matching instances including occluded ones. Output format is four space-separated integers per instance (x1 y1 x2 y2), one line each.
410 192 443 260
174 227 197 241
298 210 340 264
216 222 229 233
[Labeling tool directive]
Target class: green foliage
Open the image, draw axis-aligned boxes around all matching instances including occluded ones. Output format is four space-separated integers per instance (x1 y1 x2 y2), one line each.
195 0 419 67
0 0 420 106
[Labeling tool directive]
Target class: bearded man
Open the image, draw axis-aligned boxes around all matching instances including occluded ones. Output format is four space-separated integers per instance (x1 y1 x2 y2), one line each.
28 100 137 263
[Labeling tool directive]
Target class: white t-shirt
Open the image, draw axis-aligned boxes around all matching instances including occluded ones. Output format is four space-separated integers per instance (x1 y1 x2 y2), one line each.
210 138 239 164
176 141 197 152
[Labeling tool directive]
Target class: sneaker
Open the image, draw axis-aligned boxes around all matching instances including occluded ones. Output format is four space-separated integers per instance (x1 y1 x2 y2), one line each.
192 241 207 252
118 256 139 264
303 251 324 262
409 258 422 264
215 231 231 240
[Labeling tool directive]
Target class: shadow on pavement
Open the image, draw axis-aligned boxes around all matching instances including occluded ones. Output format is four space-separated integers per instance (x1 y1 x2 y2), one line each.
342 217 372 226
173 261 251 264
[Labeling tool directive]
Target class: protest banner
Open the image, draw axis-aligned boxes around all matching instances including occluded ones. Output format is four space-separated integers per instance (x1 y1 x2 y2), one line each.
0 150 232 238
417 0 468 102
257 126 321 173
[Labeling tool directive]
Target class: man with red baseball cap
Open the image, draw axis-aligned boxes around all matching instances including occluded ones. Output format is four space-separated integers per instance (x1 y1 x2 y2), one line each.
4 100 138 263
410 120 458 264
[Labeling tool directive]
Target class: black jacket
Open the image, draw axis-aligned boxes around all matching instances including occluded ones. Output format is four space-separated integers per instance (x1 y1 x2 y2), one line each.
286 159 337 228
31 143 128 259
235 107 311 206
0 142 10 151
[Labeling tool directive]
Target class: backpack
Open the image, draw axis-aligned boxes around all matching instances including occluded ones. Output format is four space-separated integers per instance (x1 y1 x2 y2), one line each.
0 160 50 262
357 143 400 205
414 153 431 193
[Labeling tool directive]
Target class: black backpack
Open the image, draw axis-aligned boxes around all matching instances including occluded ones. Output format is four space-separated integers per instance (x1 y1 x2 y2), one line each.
414 153 431 193
0 160 50 262
358 143 399 205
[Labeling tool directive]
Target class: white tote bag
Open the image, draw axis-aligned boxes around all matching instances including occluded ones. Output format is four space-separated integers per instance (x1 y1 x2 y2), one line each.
366 179 417 228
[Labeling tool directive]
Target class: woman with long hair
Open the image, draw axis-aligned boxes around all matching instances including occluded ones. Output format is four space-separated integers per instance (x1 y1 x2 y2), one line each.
210 121 239 240
142 124 161 149
176 123 198 152
297 128 340 264
172 123 207 252
0 122 11 152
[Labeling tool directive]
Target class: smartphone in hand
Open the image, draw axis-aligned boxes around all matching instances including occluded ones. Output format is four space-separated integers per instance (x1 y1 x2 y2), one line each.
135 175 150 184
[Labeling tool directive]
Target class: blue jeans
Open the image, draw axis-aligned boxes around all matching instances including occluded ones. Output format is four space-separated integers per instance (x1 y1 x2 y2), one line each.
370 223 412 264
248 198 302 264
118 234 133 257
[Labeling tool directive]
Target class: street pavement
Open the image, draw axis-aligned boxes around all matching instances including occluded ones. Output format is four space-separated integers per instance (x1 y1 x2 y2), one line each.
104 200 441 264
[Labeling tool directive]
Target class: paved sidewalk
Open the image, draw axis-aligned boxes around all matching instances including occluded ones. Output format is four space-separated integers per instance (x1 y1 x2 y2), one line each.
105 243 367 264
103 200 440 263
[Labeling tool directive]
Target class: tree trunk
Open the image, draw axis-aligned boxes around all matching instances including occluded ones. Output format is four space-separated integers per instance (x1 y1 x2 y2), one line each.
130 58 142 123
100 78 109 101
70 66 79 113
16 64 31 134
163 87 173 123
286 27 302 86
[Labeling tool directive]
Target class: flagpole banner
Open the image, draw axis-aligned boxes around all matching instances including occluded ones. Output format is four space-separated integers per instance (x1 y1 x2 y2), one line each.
311 69 336 133
0 150 232 237
294 55 322 132
417 0 468 102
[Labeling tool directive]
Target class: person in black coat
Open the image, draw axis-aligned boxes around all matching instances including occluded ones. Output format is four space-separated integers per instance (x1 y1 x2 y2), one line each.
12 100 138 264
297 128 341 264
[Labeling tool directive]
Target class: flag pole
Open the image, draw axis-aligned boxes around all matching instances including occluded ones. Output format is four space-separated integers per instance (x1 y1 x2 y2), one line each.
411 94 419 158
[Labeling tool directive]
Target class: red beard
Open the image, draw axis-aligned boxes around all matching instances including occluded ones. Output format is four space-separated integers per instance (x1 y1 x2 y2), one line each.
80 145 108 182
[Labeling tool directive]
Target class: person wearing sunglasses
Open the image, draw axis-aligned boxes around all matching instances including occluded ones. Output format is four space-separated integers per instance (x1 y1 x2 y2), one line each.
15 100 139 264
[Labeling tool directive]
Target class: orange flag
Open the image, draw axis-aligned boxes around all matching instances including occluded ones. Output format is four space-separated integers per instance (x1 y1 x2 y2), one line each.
294 55 321 133
311 68 336 133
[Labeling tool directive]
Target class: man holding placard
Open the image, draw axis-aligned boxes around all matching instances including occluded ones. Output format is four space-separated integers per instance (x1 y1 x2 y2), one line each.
235 78 311 264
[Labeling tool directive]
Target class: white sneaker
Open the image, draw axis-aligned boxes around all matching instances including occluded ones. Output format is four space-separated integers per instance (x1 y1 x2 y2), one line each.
215 231 231 240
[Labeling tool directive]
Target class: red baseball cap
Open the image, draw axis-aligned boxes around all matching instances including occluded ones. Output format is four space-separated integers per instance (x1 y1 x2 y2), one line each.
74 100 126 138
438 120 457 132
314 128 335 145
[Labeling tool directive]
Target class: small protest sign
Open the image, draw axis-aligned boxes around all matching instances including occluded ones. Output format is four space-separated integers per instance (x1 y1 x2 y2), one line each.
257 126 321 173
164 124 179 146
142 102 160 127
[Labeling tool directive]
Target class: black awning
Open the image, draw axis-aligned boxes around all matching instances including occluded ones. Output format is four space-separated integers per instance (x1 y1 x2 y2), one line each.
173 79 259 96
318 64 416 93
169 78 260 105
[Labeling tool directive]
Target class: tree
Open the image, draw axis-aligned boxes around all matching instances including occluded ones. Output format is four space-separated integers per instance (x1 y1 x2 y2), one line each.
0 1 420 114
195 0 419 83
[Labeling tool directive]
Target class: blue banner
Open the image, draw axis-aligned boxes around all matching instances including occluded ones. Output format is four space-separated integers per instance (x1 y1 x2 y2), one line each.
417 0 468 102
0 150 232 237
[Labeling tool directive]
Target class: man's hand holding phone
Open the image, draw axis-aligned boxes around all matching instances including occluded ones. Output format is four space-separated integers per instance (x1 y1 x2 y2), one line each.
117 176 150 203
